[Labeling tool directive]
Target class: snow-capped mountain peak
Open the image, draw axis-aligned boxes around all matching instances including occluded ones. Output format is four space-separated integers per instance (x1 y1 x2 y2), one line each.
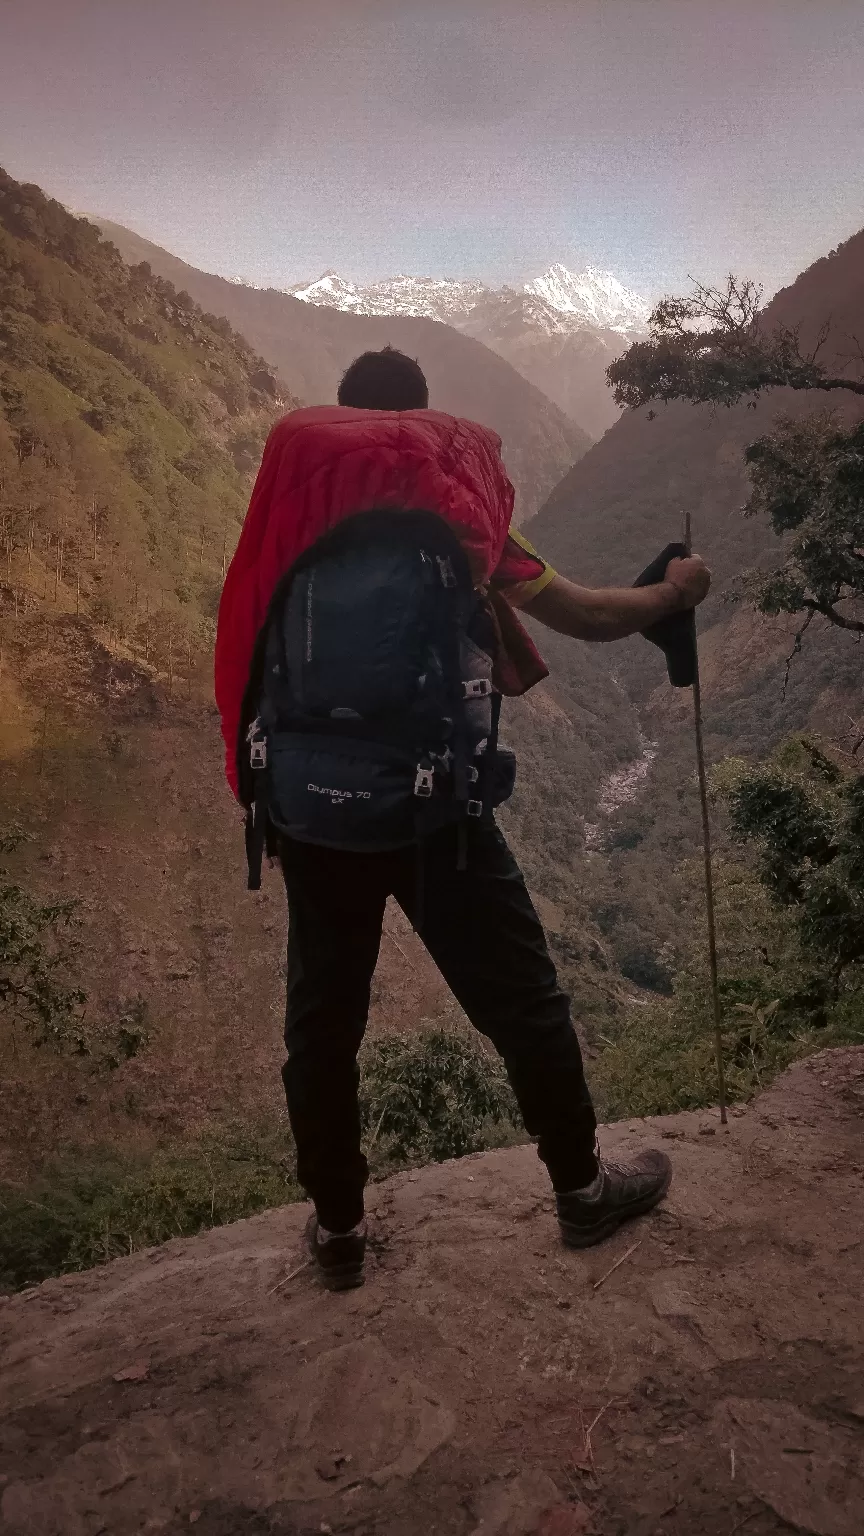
363 274 488 321
523 265 650 333
289 263 649 336
290 271 487 321
292 271 366 310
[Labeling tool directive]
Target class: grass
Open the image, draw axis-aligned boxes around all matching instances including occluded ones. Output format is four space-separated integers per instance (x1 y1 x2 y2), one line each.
0 1028 526 1293
0 1121 301 1293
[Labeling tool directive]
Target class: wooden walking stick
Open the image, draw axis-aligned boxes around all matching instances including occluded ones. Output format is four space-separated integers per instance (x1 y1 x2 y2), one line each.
683 512 728 1126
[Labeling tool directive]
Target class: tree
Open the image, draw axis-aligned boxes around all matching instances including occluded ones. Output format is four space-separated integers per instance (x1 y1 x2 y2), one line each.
713 738 864 1007
607 277 864 636
742 415 864 636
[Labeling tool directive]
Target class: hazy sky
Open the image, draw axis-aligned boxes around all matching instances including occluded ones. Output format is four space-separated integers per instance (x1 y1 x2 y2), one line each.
2 0 863 299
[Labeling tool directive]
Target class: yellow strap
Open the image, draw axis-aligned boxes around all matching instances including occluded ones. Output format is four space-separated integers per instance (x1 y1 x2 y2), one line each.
502 527 557 606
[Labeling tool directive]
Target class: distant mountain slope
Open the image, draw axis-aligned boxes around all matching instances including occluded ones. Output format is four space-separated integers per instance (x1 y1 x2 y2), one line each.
94 220 592 522
285 260 648 440
529 226 864 733
459 271 644 442
460 295 631 440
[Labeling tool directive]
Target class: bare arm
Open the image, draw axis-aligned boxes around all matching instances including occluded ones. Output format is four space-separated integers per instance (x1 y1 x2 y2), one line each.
522 556 711 642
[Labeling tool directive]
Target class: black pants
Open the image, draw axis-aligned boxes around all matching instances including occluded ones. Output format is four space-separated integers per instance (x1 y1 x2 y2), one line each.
279 822 598 1232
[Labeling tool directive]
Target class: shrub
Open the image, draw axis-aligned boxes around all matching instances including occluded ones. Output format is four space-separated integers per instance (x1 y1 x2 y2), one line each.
0 1028 526 1291
590 991 863 1123
359 1028 522 1168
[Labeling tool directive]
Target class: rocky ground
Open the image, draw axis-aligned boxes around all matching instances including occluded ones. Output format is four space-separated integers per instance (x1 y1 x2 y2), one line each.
2 1048 862 1536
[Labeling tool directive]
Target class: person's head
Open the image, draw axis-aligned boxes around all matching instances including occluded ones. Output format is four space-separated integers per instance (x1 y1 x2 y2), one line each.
337 346 429 411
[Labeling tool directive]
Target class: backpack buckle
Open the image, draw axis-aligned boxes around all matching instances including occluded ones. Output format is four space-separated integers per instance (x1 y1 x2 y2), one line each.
247 719 267 771
414 766 434 798
463 679 493 699
467 800 483 817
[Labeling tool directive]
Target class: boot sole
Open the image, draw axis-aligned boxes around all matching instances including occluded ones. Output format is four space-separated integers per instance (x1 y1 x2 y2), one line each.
559 1167 673 1250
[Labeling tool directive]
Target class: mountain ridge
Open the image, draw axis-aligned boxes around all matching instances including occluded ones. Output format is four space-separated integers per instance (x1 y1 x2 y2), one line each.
92 217 593 521
289 261 650 337
281 257 648 441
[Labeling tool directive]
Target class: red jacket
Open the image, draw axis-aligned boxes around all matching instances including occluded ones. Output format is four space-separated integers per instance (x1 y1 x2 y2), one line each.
214 406 548 796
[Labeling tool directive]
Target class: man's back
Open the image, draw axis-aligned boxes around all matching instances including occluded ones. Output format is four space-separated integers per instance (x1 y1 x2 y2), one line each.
215 405 525 797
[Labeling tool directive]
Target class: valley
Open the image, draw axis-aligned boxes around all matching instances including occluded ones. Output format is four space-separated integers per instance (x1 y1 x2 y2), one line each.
2 167 863 1293
285 261 649 438
93 220 593 524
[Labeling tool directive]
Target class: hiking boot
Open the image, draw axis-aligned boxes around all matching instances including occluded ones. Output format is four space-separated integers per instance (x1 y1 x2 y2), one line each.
556 1149 672 1249
306 1214 367 1291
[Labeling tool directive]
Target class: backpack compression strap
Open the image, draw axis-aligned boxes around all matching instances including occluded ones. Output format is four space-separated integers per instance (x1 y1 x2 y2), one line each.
244 720 268 891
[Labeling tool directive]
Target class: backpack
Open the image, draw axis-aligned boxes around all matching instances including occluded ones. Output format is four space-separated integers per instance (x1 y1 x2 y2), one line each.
237 508 516 893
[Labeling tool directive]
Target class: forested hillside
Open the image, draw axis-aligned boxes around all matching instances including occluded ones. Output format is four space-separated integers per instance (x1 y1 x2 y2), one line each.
525 228 864 1029
0 170 296 712
0 170 311 1197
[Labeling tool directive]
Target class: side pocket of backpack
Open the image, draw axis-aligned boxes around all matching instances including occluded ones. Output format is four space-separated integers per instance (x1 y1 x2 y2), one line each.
488 746 517 807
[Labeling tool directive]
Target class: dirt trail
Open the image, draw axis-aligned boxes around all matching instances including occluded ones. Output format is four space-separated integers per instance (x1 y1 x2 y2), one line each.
2 1048 862 1536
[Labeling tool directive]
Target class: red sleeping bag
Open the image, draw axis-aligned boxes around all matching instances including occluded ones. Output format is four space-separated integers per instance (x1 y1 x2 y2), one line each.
214 406 546 796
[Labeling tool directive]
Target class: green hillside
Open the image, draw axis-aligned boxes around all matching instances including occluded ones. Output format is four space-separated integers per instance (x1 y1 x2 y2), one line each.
0 168 296 697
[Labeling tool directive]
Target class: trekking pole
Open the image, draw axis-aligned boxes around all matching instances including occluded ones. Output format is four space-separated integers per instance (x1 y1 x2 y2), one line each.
683 512 728 1126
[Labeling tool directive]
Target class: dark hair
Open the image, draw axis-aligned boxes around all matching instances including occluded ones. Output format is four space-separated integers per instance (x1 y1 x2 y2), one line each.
337 346 429 410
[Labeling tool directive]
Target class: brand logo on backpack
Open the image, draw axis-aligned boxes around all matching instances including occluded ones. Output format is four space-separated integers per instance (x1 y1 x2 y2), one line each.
238 509 515 887
307 783 371 801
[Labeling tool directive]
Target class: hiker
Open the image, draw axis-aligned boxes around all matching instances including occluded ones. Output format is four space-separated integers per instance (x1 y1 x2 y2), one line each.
215 346 710 1291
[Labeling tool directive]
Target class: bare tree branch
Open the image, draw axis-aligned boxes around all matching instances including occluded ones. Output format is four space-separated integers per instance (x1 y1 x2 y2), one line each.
800 598 864 634
609 276 864 409
781 609 814 700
